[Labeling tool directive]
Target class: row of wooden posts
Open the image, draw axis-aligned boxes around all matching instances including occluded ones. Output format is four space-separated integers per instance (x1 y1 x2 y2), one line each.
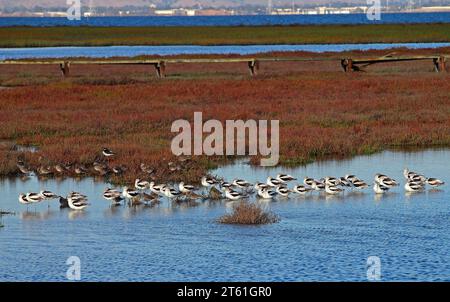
0 55 447 78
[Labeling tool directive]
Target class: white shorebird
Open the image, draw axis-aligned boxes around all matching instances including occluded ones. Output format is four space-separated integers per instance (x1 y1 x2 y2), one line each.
276 174 296 183
426 178 445 187
303 177 316 187
26 192 44 203
324 177 340 186
122 187 140 199
224 188 245 200
68 196 89 210
201 176 217 188
373 182 390 194
103 189 123 204
339 177 352 188
134 179 150 191
39 190 59 199
163 187 181 199
404 182 425 193
220 181 234 191
403 168 426 183
254 182 270 191
325 184 344 195
344 174 359 183
102 148 115 157
257 188 277 199
267 177 283 187
232 179 252 189
149 182 167 195
311 180 325 192
276 186 291 197
293 185 312 195
374 174 398 187
179 182 196 194
352 179 369 190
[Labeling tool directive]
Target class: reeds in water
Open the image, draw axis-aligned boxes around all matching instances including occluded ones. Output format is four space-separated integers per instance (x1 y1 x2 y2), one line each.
218 202 280 225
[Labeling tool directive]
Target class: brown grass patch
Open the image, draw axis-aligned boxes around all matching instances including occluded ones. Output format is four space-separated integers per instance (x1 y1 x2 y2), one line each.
218 202 280 225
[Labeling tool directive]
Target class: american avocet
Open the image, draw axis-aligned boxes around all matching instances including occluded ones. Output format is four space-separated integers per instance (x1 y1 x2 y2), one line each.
163 187 181 199
267 177 283 187
325 184 344 195
201 176 217 188
426 178 445 187
224 188 245 200
324 177 340 186
140 163 155 175
220 181 234 191
69 191 87 199
149 182 167 195
39 190 58 199
276 186 291 197
122 187 140 199
18 194 33 208
68 196 89 210
254 182 270 191
344 174 359 183
102 148 115 157
103 189 123 204
276 174 296 183
232 179 252 189
293 184 312 195
339 177 352 188
179 182 196 194
303 177 316 187
352 180 369 190
257 187 277 199
135 179 150 191
26 192 44 203
373 182 390 194
311 180 325 192
404 182 425 193
374 174 398 187
403 168 426 183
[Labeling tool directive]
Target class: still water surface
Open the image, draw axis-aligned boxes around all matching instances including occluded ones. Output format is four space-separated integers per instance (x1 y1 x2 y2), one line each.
2 43 450 60
0 149 449 281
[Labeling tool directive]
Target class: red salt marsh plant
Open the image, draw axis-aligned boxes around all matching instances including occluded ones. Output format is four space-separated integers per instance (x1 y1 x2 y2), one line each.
218 202 280 225
0 51 450 184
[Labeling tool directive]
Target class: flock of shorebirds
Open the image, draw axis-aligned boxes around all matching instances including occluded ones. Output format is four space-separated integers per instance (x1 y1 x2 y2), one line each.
18 163 445 211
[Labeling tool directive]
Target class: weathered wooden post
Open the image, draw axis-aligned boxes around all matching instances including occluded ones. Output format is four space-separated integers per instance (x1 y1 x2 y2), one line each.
59 61 70 77
154 61 166 78
341 58 354 72
435 56 447 72
248 60 260 76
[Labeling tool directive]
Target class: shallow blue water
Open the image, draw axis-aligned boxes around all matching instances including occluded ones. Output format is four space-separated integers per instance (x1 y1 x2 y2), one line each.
0 149 449 281
2 43 450 60
1 13 450 27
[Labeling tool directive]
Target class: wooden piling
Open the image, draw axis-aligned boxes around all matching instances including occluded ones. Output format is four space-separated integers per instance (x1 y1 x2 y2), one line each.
154 61 166 78
433 56 446 72
248 60 260 76
59 61 70 77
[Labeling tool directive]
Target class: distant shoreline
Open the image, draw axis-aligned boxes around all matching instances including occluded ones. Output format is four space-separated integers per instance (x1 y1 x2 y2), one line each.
1 24 450 48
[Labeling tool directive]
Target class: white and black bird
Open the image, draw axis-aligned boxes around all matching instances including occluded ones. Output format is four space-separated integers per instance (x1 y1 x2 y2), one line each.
149 182 167 195
163 187 181 199
276 174 296 183
405 182 425 193
39 190 59 200
426 178 445 187
201 176 217 188
134 179 150 191
102 148 115 157
324 177 340 186
276 186 291 197
232 179 252 189
257 188 277 199
267 177 283 187
122 187 140 199
68 196 89 210
373 182 390 194
179 182 196 194
224 188 245 200
303 177 316 187
293 185 312 195
325 184 344 195
352 179 369 190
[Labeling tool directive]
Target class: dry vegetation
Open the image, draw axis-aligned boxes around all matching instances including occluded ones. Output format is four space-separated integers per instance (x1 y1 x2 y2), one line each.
218 202 280 225
0 48 450 184
1 24 450 47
